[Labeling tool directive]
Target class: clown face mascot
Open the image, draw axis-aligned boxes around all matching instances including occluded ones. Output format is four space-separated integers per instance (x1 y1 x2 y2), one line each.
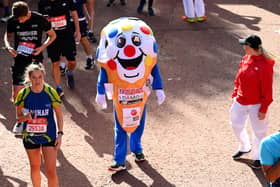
95 17 166 172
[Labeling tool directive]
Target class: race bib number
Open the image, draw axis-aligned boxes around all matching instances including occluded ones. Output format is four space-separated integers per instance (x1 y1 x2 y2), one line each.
17 42 35 55
27 118 47 133
123 107 140 127
118 88 144 105
49 15 67 30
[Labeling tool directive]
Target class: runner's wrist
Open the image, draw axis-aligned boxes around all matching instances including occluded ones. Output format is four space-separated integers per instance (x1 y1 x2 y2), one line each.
57 131 64 135
5 46 13 51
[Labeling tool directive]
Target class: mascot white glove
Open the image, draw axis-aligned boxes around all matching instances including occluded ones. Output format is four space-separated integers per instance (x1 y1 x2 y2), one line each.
155 89 166 105
95 94 107 109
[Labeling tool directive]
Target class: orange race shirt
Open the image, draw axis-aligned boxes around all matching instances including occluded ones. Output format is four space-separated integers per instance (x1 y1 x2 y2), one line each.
99 55 156 133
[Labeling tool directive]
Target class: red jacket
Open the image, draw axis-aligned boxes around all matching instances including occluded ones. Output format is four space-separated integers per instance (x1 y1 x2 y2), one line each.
232 54 274 113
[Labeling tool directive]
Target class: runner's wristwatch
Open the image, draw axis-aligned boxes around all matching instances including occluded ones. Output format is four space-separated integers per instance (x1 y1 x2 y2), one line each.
57 131 64 135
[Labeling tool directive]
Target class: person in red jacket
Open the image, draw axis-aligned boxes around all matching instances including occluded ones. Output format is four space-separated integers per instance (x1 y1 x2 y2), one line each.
230 34 274 169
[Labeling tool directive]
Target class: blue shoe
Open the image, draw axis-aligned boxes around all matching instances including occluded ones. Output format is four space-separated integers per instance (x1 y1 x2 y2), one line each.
56 87 64 97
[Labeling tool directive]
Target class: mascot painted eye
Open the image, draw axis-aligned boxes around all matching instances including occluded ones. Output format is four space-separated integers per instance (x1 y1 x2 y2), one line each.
132 34 141 46
105 40 108 48
117 35 126 48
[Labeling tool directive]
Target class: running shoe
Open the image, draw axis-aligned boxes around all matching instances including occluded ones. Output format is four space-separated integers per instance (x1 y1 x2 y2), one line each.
106 0 114 7
85 58 95 70
66 71 75 89
137 6 143 14
134 153 145 162
108 163 126 172
181 16 196 23
148 7 155 16
87 31 97 43
0 16 9 23
60 62 66 76
56 87 64 97
197 16 207 22
232 150 251 160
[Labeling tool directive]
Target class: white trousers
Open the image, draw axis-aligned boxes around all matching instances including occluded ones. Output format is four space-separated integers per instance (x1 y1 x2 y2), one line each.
182 0 205 18
230 98 268 160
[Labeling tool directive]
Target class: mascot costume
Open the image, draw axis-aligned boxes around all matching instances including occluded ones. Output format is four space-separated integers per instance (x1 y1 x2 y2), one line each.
95 17 166 172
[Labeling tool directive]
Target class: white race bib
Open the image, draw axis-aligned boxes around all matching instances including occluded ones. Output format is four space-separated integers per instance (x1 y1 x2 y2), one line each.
27 118 47 133
49 15 67 30
17 42 35 55
122 107 140 128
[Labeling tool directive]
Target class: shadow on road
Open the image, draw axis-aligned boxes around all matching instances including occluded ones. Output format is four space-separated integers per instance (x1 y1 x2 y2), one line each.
234 158 268 187
111 161 175 187
112 170 147 187
214 0 280 16
0 167 27 187
57 150 93 187
208 2 261 31
61 75 115 157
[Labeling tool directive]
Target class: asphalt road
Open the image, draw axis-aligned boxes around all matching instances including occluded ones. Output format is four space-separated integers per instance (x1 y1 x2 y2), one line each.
1 0 280 186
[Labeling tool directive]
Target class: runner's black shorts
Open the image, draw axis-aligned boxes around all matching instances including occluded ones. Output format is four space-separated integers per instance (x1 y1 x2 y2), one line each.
47 33 76 62
23 140 56 149
11 54 43 85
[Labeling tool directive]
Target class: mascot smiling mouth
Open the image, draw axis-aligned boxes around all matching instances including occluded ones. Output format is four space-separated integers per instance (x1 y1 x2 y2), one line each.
117 53 144 70
116 52 145 78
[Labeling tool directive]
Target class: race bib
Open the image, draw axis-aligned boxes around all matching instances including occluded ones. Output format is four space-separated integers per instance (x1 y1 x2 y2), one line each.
17 42 35 55
118 88 144 105
27 118 48 133
49 15 67 30
123 107 140 128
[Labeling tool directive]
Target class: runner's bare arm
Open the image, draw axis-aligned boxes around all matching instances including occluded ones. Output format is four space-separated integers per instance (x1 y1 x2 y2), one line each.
71 10 81 42
86 0 95 31
16 106 32 122
4 32 17 57
54 105 63 149
262 161 280 183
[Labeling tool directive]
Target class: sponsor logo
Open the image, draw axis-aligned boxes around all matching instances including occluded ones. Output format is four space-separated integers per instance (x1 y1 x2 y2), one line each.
31 24 38 28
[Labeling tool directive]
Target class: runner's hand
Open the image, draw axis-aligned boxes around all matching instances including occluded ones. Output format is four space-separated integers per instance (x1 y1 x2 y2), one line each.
25 112 33 121
74 31 81 43
258 112 266 120
95 94 107 109
7 47 17 58
32 46 44 56
156 89 166 105
55 135 62 150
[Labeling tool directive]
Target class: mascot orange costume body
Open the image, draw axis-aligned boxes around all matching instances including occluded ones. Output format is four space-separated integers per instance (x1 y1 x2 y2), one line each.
95 17 165 171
